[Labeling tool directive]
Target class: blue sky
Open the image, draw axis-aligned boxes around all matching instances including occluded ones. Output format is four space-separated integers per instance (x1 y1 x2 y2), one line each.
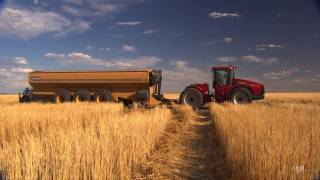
0 0 320 93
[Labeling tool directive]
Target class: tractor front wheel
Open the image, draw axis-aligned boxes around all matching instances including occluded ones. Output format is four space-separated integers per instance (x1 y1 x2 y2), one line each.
230 87 252 104
179 88 204 108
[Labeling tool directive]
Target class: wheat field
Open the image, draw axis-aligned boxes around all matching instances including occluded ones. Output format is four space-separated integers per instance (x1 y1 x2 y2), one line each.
0 95 171 180
0 93 319 179
211 93 320 179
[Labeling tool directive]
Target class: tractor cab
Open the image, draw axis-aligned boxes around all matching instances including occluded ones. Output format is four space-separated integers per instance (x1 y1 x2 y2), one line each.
211 65 238 103
212 65 237 85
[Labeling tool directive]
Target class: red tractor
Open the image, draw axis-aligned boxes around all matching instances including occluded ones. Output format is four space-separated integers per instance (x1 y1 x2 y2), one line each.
179 65 265 107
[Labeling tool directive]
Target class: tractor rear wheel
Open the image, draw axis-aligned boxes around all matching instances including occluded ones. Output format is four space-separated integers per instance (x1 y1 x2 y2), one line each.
94 89 112 103
74 89 91 102
54 89 71 104
230 87 252 104
179 88 204 108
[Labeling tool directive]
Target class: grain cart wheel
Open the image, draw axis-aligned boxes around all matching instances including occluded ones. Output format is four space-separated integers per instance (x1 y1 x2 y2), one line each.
54 89 71 104
230 87 252 104
94 89 112 103
179 88 204 108
21 95 31 103
74 89 91 102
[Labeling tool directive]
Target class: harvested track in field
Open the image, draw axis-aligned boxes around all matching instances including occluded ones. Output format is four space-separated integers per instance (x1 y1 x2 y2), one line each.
136 108 231 179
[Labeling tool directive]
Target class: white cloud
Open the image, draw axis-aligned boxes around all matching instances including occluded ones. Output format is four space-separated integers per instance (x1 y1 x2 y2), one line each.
0 8 68 38
44 52 161 68
256 44 285 49
264 68 300 80
99 48 112 52
92 3 122 14
242 55 263 63
14 57 28 65
241 55 279 65
255 48 267 51
61 5 83 16
251 44 285 51
112 56 162 68
61 0 142 17
114 21 141 26
264 70 293 80
61 4 119 17
45 53 67 60
224 37 233 43
217 56 237 63
292 73 320 83
143 29 160 34
292 78 320 83
163 61 210 88
67 52 93 62
86 46 94 50
209 12 240 19
0 67 32 88
46 52 106 65
0 7 90 39
263 58 279 65
53 20 90 37
10 67 33 73
0 69 14 78
122 44 137 52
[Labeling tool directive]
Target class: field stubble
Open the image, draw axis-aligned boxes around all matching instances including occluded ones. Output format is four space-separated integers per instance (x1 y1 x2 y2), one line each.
211 93 320 179
0 95 171 179
0 93 319 180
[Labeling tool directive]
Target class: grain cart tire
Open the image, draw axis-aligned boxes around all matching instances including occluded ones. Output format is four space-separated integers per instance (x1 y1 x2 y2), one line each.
179 88 204 108
230 87 252 104
54 89 71 104
94 89 112 103
74 89 91 102
21 95 31 103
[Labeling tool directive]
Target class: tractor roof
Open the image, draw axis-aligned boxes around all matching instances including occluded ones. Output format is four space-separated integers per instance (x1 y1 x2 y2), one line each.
211 65 239 70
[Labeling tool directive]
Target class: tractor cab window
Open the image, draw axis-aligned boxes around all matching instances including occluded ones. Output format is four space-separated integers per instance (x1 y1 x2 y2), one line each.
213 70 229 86
230 70 235 79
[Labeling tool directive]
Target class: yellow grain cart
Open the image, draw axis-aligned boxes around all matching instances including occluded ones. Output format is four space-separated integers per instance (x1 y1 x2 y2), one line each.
19 69 164 106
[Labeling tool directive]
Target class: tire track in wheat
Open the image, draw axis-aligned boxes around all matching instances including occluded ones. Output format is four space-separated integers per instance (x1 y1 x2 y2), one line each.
136 106 231 179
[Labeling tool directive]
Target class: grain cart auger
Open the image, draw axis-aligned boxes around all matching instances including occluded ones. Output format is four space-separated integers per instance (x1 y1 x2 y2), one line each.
179 65 265 108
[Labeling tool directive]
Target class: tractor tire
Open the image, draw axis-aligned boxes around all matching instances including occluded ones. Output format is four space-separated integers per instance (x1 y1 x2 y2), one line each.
21 95 31 103
179 88 204 108
74 89 91 102
54 89 71 104
94 89 112 103
230 87 252 104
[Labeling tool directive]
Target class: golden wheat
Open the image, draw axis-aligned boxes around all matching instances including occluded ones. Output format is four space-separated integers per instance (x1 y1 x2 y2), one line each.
0 95 18 105
0 95 171 180
211 94 320 179
2 93 320 179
